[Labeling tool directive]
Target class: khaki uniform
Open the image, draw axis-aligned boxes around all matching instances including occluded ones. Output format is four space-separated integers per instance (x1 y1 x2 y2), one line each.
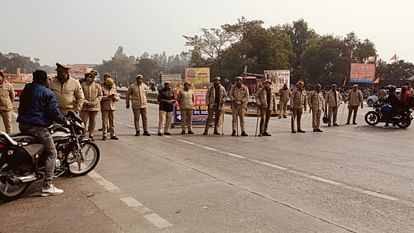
279 88 291 117
325 90 342 125
0 82 15 133
229 84 249 132
290 89 307 131
49 77 85 114
177 89 194 132
204 84 227 133
101 85 120 137
126 82 149 132
256 87 276 135
308 91 325 130
346 89 363 124
80 82 102 137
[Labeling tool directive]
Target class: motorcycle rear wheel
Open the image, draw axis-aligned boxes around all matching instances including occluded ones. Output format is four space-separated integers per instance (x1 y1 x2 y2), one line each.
67 141 100 176
0 174 31 202
365 111 380 126
397 117 411 129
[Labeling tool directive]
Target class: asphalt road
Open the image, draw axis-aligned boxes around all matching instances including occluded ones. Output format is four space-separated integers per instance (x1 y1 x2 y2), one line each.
1 102 414 233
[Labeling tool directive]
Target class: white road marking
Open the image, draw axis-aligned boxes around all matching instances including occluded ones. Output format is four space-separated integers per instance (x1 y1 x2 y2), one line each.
144 213 173 229
120 197 143 208
260 161 288 171
309 176 343 186
89 172 173 229
363 190 399 201
176 139 195 145
226 153 246 159
89 172 122 193
164 135 173 139
201 146 218 151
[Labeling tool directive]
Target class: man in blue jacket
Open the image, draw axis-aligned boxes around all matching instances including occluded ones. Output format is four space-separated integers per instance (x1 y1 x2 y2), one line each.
17 70 67 197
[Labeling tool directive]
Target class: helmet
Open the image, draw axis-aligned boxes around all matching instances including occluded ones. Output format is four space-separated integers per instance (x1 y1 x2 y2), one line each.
386 85 396 92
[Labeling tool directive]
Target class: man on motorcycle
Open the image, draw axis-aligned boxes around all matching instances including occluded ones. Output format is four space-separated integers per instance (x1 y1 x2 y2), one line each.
17 70 67 197
384 85 401 126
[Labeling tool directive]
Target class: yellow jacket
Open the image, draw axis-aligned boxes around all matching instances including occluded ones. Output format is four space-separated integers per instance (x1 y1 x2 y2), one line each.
81 81 103 111
49 77 85 114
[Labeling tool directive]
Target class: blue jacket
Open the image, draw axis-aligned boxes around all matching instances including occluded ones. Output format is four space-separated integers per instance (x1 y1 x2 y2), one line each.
17 83 65 127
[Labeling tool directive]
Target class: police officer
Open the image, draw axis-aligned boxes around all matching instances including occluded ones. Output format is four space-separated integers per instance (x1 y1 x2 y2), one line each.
256 79 276 136
203 77 227 135
308 84 325 132
229 77 249 136
325 84 341 127
80 69 102 140
291 80 307 133
346 84 363 125
0 71 15 134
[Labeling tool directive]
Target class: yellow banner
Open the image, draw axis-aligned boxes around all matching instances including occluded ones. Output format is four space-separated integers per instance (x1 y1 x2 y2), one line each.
185 67 210 88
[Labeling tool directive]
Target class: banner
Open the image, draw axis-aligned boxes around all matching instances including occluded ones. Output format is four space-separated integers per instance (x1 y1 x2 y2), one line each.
185 67 210 89
173 89 208 125
264 70 290 92
350 63 376 84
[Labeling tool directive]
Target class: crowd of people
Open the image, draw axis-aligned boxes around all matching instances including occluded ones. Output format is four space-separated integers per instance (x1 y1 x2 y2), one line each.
1 64 413 197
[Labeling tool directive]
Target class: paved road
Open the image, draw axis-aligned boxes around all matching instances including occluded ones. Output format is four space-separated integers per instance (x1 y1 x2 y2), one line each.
1 102 414 233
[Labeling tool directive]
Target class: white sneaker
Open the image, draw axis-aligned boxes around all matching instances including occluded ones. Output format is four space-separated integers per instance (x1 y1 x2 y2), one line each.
41 184 64 197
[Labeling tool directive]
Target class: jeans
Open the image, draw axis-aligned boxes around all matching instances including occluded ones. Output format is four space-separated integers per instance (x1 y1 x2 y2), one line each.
19 123 57 188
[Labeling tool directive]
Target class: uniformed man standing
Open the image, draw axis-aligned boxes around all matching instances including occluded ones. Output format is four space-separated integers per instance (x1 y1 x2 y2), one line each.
325 84 342 127
101 76 120 140
279 83 291 119
229 77 249 136
177 81 194 134
0 71 15 134
157 81 175 136
346 84 363 125
49 63 85 115
308 84 325 132
290 81 307 133
203 77 227 136
126 74 150 136
256 80 276 136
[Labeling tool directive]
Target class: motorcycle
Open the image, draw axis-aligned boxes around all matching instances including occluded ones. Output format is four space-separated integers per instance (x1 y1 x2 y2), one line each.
365 100 413 128
0 112 100 201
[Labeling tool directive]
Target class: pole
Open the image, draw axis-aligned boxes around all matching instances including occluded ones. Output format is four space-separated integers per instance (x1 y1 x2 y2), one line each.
255 107 260 137
221 108 224 136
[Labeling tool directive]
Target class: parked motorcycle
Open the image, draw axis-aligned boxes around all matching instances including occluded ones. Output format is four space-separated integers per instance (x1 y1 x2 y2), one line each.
365 101 413 128
0 112 100 201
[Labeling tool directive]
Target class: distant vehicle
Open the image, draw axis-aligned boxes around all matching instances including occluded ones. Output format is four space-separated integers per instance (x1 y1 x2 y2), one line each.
12 82 26 101
367 88 401 107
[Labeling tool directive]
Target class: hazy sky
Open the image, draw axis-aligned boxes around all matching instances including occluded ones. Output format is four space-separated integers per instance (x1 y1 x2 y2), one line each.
1 0 413 65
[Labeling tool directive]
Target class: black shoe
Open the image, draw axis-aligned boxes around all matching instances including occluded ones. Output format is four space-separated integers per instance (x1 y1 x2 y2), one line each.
143 131 151 136
181 130 185 134
110 135 119 140
231 130 236 136
346 122 350 125
213 131 220 135
258 134 263 137
352 122 357 125
241 131 248 136
291 130 296 133
317 129 323 132
98 128 103 131
262 132 271 136
283 116 287 118
333 123 339 127
135 131 140 136
279 116 282 119
102 136 107 141
203 131 208 135
158 132 163 136
298 129 306 133
313 129 318 132
188 131 194 134
164 132 171 135
328 124 331 127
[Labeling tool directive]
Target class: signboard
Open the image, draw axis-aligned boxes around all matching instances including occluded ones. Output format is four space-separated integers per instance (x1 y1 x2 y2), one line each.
173 89 209 125
350 63 376 84
264 70 290 93
185 67 210 89
69 64 88 80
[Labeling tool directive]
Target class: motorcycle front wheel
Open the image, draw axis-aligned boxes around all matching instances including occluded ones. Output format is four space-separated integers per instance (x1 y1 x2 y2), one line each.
67 141 100 176
365 111 380 126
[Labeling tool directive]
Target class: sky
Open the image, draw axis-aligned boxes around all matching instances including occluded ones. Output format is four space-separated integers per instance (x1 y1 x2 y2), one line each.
1 0 413 66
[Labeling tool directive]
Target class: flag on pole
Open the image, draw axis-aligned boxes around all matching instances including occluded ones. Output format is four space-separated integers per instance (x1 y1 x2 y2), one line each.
390 54 397 62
